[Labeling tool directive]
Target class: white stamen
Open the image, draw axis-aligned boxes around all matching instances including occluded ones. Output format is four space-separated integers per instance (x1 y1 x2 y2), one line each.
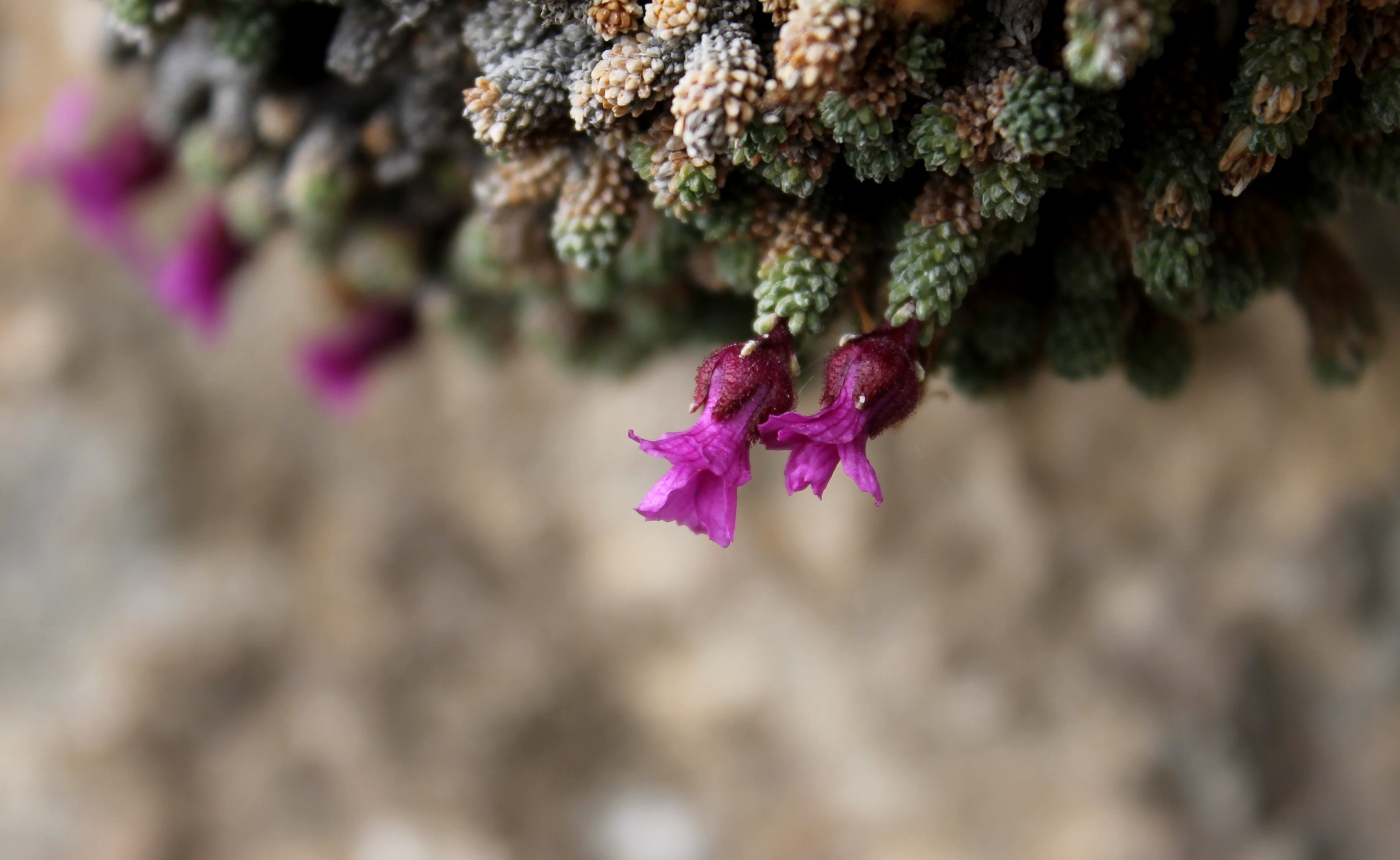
914 363 926 382
856 394 867 409
838 333 857 347
740 340 758 357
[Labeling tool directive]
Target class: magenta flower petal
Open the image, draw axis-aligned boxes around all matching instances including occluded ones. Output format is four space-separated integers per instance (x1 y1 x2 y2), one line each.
631 325 796 548
780 437 840 499
12 84 95 179
156 203 249 339
632 460 741 547
837 439 882 505
15 88 171 275
758 323 923 506
44 84 97 155
298 302 419 416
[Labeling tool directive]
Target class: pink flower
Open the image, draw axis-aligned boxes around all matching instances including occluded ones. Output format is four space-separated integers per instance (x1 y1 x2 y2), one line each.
15 85 171 273
156 203 250 339
298 302 419 415
759 322 923 506
630 324 797 547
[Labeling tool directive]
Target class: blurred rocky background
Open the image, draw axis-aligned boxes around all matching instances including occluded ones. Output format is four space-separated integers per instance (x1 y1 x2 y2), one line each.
3 3 1400 860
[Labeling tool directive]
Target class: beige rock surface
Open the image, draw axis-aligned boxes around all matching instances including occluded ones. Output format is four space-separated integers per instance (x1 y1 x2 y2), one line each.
2 4 1400 860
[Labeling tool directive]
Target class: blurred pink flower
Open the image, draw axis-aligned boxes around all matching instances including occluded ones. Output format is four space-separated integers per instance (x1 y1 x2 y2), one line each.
156 203 249 339
759 323 924 506
14 84 171 274
630 324 796 547
298 302 419 415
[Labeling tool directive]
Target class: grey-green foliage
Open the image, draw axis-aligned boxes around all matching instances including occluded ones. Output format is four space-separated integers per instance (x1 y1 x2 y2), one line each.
1132 222 1212 310
1047 295 1122 379
1054 243 1118 300
995 67 1081 156
753 247 844 336
552 210 632 270
910 106 972 175
1124 310 1193 398
895 23 945 85
887 219 994 327
1063 0 1173 91
1363 59 1400 134
212 2 280 65
1222 19 1337 159
973 161 1047 222
820 94 914 182
1064 91 1124 167
1138 128 1216 224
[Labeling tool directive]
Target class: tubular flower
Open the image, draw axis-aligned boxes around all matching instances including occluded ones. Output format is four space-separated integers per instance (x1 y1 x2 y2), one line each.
14 85 170 272
298 301 419 415
155 202 250 339
759 322 923 505
630 324 797 547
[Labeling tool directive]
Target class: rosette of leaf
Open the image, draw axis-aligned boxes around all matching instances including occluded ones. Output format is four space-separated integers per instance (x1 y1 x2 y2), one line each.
108 0 194 48
587 0 644 38
768 0 881 111
209 1 280 66
527 0 585 26
644 0 713 42
763 0 797 25
1362 59 1400 134
1062 91 1124 167
1047 292 1125 380
475 148 572 209
222 160 283 245
463 21 604 149
989 0 1050 45
972 160 1048 222
327 0 414 86
1260 0 1339 29
1123 304 1193 398
449 206 560 295
1358 9 1400 133
335 222 423 299
630 115 727 213
1292 230 1383 385
671 20 767 164
1138 128 1216 228
819 33 917 181
994 66 1081 157
1131 221 1213 311
614 207 701 287
570 31 692 130
1218 7 1342 195
895 23 946 88
887 174 997 328
937 277 1044 397
280 122 360 244
909 72 1012 174
1197 195 1293 318
1354 133 1400 203
178 119 254 187
1062 0 1173 90
551 147 640 269
1046 223 1125 379
463 0 550 72
1054 242 1119 300
753 201 852 336
730 115 836 197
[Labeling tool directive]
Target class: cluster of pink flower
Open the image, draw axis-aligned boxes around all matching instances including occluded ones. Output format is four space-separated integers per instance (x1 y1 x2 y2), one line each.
20 87 927 549
14 87 416 414
632 321 924 547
